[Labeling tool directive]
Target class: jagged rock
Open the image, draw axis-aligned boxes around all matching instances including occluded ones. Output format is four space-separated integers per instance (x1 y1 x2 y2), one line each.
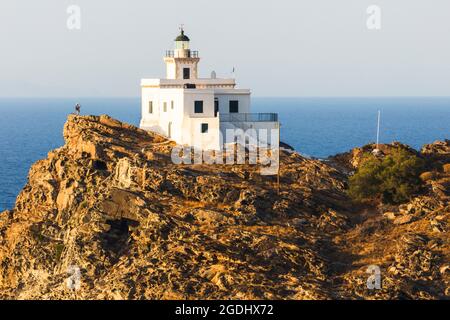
383 212 397 220
393 214 414 225
440 265 450 275
421 140 450 156
317 209 349 231
0 115 349 299
0 115 448 300
390 234 438 281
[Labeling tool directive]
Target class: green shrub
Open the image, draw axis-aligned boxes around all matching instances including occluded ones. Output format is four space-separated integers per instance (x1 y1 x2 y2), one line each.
348 149 426 204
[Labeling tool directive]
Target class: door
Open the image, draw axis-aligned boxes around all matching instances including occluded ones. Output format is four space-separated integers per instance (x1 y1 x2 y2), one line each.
214 99 219 117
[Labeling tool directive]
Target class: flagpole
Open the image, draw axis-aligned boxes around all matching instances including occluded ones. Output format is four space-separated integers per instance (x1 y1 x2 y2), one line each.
277 123 280 195
376 110 381 149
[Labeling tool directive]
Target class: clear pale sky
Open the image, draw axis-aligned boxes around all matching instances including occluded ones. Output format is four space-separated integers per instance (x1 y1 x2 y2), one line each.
1 0 449 97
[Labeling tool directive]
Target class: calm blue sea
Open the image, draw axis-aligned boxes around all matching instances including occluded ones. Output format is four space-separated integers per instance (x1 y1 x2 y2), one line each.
0 97 449 211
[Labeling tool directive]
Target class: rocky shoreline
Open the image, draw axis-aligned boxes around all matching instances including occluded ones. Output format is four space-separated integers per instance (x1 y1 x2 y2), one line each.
0 115 448 299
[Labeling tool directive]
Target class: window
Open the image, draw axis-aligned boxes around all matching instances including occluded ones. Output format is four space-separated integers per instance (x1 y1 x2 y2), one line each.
171 101 174 110
194 101 203 113
183 68 190 79
229 100 239 113
148 101 153 114
163 102 167 112
201 123 208 133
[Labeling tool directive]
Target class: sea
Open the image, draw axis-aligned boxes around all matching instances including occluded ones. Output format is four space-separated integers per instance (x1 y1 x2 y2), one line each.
0 97 449 211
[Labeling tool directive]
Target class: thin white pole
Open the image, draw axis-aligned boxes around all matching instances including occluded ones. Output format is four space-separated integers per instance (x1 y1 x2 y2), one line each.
376 110 381 149
277 123 280 195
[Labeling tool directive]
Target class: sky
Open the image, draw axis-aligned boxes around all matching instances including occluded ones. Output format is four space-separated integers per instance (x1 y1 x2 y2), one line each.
0 0 449 97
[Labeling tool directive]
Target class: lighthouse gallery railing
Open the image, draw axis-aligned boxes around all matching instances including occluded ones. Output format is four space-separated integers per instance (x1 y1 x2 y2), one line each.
165 50 199 58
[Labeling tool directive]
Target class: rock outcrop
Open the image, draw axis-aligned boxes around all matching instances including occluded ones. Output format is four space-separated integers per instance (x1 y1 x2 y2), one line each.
0 115 448 299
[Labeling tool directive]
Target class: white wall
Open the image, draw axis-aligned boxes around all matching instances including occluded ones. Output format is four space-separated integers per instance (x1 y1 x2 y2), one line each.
184 90 215 117
140 87 221 150
189 117 221 150
215 93 251 114
140 87 185 141
140 86 257 151
183 90 220 149
164 58 199 80
176 60 199 80
165 61 176 79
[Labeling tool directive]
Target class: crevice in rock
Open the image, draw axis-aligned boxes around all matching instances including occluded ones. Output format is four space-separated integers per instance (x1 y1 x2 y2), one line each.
93 160 108 171
99 218 137 263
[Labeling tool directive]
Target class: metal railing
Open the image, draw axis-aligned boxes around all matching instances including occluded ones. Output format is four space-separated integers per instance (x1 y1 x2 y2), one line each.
165 50 199 58
220 113 278 122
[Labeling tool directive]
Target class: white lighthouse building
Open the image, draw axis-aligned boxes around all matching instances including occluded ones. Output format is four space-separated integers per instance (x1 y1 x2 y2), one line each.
140 28 279 150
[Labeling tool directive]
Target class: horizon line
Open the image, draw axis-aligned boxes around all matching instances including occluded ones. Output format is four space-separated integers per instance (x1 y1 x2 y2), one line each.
1 95 450 99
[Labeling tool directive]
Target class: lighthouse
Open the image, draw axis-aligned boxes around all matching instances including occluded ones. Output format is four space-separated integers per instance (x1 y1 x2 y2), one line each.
164 28 200 80
140 28 279 151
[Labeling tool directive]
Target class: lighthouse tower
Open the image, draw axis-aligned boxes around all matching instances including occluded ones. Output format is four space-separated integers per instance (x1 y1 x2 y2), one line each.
140 28 279 151
164 28 200 80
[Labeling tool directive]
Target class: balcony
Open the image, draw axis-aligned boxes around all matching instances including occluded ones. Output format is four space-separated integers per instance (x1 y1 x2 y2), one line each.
165 50 199 58
220 113 278 122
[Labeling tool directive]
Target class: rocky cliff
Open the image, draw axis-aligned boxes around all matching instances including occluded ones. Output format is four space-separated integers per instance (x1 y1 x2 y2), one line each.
0 115 448 299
